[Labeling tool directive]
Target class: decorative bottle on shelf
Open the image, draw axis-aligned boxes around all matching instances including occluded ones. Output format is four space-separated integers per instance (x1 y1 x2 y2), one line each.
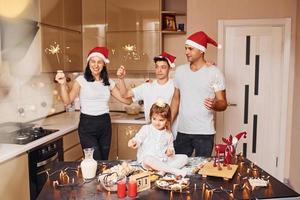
80 148 97 179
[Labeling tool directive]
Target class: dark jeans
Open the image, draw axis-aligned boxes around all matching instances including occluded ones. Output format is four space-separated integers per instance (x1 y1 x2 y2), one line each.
78 113 112 160
174 132 214 157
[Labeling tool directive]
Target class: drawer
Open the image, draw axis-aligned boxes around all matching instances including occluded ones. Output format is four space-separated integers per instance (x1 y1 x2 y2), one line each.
64 144 83 161
63 130 80 151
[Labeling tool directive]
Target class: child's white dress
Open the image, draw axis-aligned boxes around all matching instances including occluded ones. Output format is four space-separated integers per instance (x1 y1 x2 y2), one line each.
132 124 188 177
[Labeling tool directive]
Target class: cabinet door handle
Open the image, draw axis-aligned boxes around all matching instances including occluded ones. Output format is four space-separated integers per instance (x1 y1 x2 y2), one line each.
227 103 237 107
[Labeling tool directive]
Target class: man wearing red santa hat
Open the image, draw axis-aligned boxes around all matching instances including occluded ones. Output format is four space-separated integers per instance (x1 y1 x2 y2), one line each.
171 31 228 157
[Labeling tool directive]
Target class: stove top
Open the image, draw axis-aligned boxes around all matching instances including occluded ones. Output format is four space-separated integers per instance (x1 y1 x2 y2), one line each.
0 127 59 145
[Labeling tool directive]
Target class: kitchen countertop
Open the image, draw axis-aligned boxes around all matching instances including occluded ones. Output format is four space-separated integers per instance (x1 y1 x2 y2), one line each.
0 111 146 164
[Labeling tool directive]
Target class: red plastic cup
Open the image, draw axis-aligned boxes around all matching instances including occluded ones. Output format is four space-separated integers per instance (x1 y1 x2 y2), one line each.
128 180 137 198
117 180 126 198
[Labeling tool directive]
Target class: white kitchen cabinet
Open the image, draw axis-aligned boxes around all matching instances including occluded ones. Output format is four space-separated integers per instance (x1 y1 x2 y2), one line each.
0 154 30 200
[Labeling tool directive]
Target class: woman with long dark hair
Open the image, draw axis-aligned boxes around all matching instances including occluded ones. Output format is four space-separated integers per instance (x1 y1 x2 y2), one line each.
55 47 131 160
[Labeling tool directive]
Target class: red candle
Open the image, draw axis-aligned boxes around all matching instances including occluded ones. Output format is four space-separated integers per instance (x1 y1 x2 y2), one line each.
117 180 126 198
128 180 137 198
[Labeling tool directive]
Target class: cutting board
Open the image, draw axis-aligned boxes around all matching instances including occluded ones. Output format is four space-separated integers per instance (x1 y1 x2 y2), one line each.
198 161 238 179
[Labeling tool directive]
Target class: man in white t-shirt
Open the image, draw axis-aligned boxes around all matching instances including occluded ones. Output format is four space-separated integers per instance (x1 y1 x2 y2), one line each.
117 52 177 123
171 31 228 157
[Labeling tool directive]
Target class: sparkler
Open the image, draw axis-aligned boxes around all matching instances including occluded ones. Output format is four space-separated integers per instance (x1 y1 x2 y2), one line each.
45 42 61 64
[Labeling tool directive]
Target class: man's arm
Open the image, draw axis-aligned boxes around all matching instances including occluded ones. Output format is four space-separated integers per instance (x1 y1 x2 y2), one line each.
111 86 133 105
170 88 180 123
204 90 227 111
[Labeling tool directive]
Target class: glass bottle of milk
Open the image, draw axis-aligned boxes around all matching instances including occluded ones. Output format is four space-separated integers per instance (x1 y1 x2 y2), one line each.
80 148 97 179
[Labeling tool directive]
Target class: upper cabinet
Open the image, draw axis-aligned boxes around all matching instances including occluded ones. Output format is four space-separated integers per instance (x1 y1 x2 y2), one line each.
106 31 160 72
40 0 82 32
63 30 83 72
82 0 106 67
63 0 82 32
39 0 83 72
40 0 64 28
105 0 160 73
41 25 83 72
41 25 63 72
106 0 160 31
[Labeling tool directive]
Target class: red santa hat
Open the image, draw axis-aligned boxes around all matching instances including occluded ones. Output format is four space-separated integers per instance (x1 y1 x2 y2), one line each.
156 51 176 68
185 31 221 52
232 131 247 145
86 47 110 64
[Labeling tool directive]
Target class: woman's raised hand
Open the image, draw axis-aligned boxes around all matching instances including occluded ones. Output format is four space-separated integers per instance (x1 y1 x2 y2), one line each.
55 70 66 85
117 65 126 79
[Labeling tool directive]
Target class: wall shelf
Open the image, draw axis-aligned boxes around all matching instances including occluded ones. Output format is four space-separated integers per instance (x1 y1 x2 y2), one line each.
160 0 187 65
161 11 186 16
162 30 186 34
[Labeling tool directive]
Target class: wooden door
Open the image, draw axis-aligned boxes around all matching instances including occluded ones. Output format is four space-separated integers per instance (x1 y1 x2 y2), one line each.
220 22 290 179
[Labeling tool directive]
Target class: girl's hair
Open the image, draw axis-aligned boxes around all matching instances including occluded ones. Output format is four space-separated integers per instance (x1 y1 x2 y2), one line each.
149 103 172 132
84 63 110 86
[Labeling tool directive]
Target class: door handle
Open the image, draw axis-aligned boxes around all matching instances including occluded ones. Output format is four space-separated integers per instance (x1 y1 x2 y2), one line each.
36 153 58 168
227 103 237 107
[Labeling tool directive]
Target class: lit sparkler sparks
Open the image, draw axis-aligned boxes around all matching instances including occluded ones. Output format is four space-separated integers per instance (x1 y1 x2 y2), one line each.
45 42 61 64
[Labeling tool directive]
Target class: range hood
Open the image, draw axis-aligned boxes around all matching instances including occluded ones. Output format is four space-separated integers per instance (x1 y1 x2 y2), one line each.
0 17 39 62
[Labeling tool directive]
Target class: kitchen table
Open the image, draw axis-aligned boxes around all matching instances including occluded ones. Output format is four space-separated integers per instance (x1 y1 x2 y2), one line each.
37 159 300 200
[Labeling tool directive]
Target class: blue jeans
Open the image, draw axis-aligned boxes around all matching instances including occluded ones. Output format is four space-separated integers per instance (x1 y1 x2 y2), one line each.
174 132 214 157
78 113 112 160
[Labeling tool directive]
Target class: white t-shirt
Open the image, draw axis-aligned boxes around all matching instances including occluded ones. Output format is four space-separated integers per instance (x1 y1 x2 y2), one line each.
76 75 115 116
133 124 174 163
132 79 175 122
174 64 225 135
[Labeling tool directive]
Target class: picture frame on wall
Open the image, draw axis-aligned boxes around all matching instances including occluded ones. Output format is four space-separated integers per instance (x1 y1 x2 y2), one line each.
162 15 177 31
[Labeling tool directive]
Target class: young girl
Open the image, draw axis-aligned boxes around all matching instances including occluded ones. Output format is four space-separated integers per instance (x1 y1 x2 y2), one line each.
128 99 188 177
